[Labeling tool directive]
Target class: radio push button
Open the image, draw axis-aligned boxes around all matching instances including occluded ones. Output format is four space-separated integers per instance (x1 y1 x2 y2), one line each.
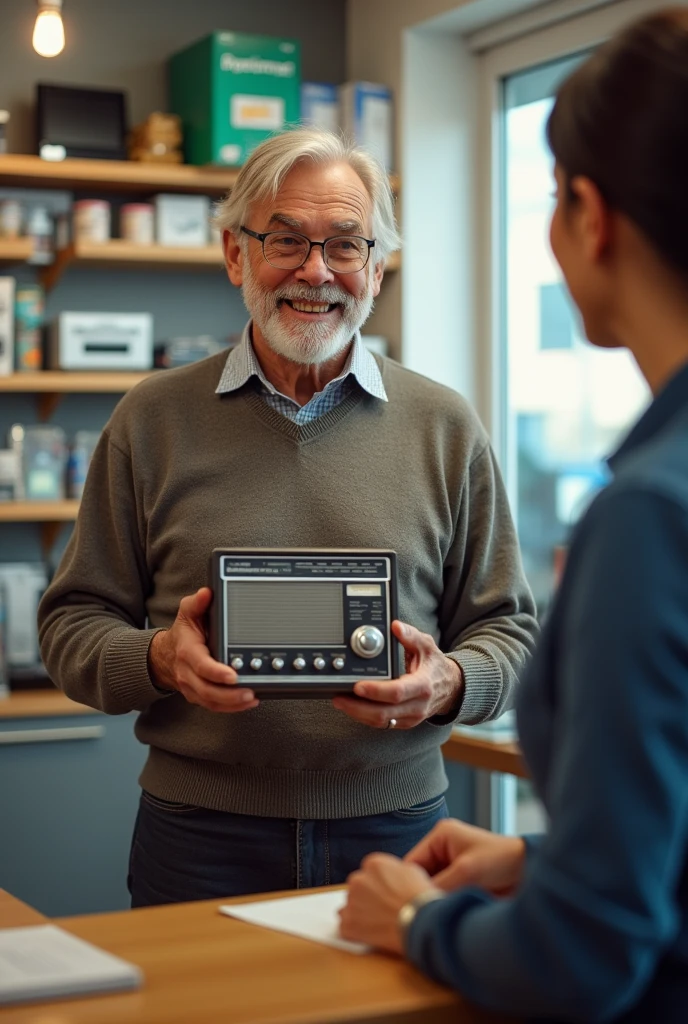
230 657 244 671
313 657 327 671
271 657 285 671
250 657 263 671
350 625 385 659
293 657 306 671
332 656 346 670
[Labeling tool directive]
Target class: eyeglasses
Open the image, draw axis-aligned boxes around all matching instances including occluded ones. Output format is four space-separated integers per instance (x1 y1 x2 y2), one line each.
241 226 375 274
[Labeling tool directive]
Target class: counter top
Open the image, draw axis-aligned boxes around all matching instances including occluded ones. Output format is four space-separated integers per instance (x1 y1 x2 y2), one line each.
442 732 527 779
0 889 516 1024
0 890 48 929
0 690 97 719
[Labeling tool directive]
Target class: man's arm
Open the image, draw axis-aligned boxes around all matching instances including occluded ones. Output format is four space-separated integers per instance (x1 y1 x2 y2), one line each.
439 443 539 724
38 430 168 715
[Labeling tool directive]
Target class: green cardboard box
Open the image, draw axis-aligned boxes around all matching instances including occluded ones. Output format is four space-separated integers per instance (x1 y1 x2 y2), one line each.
169 32 301 167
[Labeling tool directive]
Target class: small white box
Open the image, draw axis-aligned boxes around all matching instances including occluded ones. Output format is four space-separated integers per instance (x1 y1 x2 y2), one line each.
340 82 394 171
48 312 153 371
0 562 47 666
0 276 15 375
154 194 209 247
300 83 340 133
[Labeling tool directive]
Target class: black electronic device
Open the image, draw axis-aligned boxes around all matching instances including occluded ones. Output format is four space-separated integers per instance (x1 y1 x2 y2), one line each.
209 548 400 698
36 83 128 161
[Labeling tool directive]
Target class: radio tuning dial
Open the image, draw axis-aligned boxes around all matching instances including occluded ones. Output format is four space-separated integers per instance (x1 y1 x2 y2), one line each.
332 657 345 670
293 657 306 671
230 657 244 671
250 657 263 671
313 657 327 671
271 657 285 671
350 625 385 659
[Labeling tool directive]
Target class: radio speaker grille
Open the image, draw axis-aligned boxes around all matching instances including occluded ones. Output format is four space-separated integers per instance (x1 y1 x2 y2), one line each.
226 581 344 646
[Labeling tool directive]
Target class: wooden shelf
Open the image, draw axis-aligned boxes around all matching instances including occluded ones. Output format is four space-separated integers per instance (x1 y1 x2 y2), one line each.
0 153 239 195
0 500 79 522
41 240 225 290
0 689 97 720
0 237 34 266
0 500 80 553
0 370 153 393
442 731 528 779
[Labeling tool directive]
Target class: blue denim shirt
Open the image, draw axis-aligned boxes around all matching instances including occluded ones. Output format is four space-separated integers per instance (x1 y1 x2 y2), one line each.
407 362 688 1022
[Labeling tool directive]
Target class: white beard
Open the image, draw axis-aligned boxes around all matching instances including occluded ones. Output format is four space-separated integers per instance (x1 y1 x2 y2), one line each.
241 258 375 366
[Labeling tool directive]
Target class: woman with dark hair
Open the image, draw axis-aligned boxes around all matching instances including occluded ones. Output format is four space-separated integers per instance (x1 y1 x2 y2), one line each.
339 9 688 1022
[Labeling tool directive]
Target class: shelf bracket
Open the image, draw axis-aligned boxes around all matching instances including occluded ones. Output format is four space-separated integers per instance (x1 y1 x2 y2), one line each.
37 392 62 421
40 521 64 557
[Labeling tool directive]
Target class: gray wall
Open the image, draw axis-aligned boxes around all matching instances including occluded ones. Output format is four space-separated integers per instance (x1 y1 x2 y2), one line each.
1 0 347 154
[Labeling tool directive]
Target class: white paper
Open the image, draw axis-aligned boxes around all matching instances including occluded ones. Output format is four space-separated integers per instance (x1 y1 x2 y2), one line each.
219 889 370 955
0 924 143 1006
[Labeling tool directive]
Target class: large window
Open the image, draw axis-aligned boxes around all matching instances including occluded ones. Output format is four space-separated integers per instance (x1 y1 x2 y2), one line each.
502 56 649 616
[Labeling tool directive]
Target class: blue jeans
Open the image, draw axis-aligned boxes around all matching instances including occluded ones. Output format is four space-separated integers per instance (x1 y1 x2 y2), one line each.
128 790 448 908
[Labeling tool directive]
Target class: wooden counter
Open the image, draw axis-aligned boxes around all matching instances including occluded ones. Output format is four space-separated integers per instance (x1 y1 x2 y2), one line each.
0 890 516 1024
442 732 527 779
0 890 47 929
0 689 97 719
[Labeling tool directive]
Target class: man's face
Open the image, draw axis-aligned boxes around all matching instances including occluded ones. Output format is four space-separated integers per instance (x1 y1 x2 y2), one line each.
224 161 384 365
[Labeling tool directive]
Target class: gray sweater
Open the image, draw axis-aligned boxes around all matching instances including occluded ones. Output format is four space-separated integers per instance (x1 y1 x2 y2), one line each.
38 352 538 818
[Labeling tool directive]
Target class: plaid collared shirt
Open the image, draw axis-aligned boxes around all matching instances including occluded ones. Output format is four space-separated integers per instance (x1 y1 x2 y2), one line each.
215 323 388 424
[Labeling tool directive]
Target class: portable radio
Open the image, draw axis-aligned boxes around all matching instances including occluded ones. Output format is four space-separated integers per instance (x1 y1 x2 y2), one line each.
209 548 400 697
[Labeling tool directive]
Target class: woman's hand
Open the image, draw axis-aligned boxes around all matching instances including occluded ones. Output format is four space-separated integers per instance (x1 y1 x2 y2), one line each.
339 854 438 955
405 819 526 896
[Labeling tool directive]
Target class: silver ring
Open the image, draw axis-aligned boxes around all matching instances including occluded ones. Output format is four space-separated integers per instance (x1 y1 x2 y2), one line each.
386 718 397 730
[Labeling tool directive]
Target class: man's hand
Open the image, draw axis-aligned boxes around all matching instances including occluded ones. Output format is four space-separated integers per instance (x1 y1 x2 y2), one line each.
405 819 526 896
332 620 464 729
148 587 259 713
339 853 438 955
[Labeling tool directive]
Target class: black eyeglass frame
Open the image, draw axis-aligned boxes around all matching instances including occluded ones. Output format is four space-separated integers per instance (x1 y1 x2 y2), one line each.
241 225 376 273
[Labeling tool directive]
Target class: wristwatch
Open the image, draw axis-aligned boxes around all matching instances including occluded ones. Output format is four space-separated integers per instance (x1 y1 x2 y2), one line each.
398 889 446 944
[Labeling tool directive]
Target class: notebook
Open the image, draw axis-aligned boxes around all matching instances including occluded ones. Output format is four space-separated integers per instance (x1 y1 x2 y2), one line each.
0 924 142 1006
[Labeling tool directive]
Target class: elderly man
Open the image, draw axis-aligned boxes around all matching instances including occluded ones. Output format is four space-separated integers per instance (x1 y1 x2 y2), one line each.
38 128 537 907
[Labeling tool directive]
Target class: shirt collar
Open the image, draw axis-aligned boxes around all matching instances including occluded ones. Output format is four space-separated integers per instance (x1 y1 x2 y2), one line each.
607 359 688 473
215 321 387 402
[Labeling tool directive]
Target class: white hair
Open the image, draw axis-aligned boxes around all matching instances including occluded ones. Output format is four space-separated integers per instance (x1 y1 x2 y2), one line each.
213 127 401 263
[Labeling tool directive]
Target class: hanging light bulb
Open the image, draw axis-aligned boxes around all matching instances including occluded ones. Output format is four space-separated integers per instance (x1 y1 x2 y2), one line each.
33 0 65 58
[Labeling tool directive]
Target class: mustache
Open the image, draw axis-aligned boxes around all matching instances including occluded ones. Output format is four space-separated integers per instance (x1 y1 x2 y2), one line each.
273 284 353 306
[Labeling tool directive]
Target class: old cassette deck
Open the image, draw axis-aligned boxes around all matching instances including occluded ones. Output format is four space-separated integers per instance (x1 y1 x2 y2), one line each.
209 548 399 697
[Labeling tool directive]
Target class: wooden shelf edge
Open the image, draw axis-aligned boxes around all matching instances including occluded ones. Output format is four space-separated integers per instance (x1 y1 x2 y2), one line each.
0 500 80 522
41 241 225 290
0 689 98 719
0 238 34 264
0 153 240 195
0 371 154 393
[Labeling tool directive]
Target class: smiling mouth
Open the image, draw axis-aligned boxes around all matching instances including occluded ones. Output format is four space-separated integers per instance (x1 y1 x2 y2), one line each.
282 299 340 315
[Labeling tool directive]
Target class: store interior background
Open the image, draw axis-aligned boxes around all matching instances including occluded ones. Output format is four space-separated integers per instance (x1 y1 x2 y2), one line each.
1 0 655 914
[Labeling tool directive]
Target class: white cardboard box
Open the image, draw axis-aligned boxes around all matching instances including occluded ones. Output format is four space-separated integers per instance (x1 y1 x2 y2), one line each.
300 83 340 133
154 194 210 247
0 276 15 375
49 312 153 370
340 82 393 171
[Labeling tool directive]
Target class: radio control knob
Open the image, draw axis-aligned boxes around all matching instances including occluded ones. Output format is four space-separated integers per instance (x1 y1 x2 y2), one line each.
293 657 306 671
271 657 285 671
230 657 244 671
250 657 263 671
313 657 327 671
350 625 385 659
332 657 346 670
